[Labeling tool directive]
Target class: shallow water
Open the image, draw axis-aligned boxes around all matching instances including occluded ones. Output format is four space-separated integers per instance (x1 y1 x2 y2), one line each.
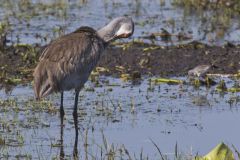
0 76 239 159
1 0 240 45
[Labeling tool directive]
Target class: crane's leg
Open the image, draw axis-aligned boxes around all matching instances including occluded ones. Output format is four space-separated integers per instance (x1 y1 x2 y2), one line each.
73 89 79 117
60 91 65 117
72 89 79 158
73 111 79 159
60 118 65 159
59 92 65 157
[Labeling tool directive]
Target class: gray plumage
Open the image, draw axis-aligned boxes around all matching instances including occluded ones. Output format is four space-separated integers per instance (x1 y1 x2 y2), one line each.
188 64 211 78
34 27 104 98
33 17 134 116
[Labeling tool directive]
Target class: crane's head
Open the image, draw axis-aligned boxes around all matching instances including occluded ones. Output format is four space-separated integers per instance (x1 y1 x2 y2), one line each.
113 17 134 39
97 17 134 42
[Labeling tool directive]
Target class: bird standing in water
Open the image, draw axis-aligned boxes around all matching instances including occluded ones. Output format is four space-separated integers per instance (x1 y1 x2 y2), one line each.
33 17 134 117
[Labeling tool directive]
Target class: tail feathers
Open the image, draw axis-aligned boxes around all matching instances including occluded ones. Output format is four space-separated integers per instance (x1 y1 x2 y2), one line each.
39 82 53 98
34 76 41 100
34 75 53 100
34 79 53 100
33 62 54 100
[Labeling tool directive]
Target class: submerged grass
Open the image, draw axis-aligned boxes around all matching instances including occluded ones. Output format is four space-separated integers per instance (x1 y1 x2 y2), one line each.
170 0 240 43
0 97 57 113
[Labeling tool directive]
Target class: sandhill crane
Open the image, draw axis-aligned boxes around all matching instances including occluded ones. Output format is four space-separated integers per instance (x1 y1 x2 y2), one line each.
33 17 134 117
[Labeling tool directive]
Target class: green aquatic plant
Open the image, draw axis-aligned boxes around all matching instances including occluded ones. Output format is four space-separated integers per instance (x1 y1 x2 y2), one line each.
193 79 200 88
2 1 68 20
24 99 57 113
100 131 134 160
0 135 6 145
195 142 234 160
227 87 240 93
0 21 10 49
150 139 192 160
130 97 135 114
216 80 227 92
149 140 237 160
227 96 240 106
189 76 216 88
0 98 18 108
0 22 9 35
151 77 184 85
15 43 38 64
4 77 22 85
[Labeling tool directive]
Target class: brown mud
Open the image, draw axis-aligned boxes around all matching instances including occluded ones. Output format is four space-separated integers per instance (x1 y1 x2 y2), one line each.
101 42 240 77
0 41 239 87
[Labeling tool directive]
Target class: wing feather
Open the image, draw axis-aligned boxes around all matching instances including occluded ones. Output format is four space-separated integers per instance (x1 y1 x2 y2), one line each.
40 33 91 63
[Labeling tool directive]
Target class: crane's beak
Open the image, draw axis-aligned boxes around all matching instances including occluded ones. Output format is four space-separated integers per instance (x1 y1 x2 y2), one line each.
118 32 133 38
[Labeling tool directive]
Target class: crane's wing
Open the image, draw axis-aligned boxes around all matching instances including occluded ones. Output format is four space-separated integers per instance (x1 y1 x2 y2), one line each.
40 32 93 63
39 27 105 74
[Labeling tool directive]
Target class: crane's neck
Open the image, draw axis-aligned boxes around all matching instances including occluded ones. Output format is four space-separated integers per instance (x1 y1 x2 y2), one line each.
97 24 118 43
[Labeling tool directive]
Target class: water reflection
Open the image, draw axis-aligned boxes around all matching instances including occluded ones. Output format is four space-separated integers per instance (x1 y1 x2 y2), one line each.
60 113 65 160
59 112 79 160
73 113 79 159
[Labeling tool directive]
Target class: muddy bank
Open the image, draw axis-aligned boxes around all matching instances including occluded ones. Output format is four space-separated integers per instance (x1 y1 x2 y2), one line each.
100 42 240 77
0 41 239 86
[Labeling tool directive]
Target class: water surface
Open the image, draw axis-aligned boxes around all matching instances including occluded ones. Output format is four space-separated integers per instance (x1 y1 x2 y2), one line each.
1 0 240 45
0 77 239 159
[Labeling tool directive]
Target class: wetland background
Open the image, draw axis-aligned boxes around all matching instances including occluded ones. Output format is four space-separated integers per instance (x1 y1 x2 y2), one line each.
0 0 240 159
